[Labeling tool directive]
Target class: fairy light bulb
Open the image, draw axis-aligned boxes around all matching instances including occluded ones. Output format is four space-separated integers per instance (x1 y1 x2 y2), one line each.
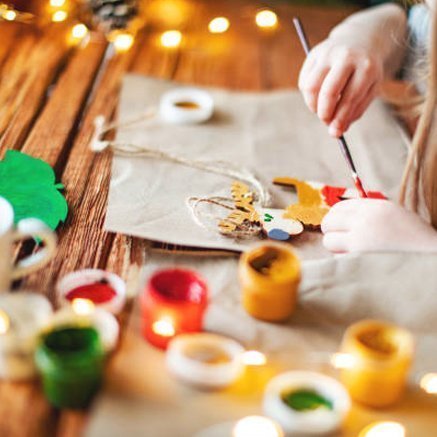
3 9 16 21
160 30 182 48
330 352 356 369
420 373 437 394
233 416 283 437
255 9 278 29
52 10 68 22
208 17 230 34
71 23 88 40
152 318 175 337
72 298 95 316
113 32 134 53
0 310 10 334
359 422 406 437
242 350 267 366
50 0 66 7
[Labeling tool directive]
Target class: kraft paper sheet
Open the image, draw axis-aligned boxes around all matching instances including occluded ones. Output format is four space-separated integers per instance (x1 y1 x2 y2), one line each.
104 75 408 257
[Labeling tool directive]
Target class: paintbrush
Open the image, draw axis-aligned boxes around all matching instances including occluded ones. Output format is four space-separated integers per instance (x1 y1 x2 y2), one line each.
292 17 368 198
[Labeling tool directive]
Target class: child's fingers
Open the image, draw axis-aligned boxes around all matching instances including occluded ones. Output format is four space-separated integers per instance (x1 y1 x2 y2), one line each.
348 83 378 125
317 63 354 124
327 70 375 137
299 63 331 113
323 232 349 253
329 82 377 137
321 211 353 233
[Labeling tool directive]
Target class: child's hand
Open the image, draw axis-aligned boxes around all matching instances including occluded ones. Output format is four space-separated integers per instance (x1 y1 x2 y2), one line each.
321 199 437 253
299 40 383 138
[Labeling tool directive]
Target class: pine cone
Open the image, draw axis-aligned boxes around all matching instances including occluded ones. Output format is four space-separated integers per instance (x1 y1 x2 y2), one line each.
87 0 138 33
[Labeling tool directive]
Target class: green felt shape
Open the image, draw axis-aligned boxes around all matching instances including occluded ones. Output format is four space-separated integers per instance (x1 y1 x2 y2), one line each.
282 389 333 412
0 150 68 230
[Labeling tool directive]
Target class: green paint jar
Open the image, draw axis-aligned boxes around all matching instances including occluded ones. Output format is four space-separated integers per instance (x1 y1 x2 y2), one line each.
35 326 104 409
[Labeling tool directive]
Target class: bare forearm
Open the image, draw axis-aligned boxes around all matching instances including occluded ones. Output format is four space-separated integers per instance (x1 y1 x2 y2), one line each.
329 4 408 77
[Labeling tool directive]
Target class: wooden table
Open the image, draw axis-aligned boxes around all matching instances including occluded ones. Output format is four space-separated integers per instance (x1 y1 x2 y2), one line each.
0 2 359 436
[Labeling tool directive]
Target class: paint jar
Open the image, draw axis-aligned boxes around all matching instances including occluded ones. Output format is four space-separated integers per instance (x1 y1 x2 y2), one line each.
263 371 351 435
239 243 300 322
57 269 126 315
141 269 209 350
339 320 414 408
35 326 104 409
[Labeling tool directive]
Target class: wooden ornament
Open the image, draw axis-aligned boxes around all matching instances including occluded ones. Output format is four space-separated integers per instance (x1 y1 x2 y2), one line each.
260 208 304 241
218 182 260 236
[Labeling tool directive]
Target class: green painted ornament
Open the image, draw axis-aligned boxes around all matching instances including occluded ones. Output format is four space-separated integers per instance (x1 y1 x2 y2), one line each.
0 150 68 231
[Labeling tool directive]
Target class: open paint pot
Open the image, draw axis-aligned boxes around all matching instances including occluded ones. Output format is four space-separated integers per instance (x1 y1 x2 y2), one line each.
166 333 245 389
239 243 301 322
159 88 214 124
141 268 209 349
35 326 104 409
57 269 126 315
263 371 350 435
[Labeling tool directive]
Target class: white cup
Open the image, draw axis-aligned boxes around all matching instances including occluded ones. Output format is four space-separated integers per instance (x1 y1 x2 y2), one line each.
0 197 57 292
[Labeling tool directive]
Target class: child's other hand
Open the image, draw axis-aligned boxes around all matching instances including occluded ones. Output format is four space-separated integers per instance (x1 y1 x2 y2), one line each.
298 40 383 138
321 199 437 253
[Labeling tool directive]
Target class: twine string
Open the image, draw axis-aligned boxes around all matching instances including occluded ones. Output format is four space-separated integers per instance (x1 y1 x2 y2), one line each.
91 114 271 239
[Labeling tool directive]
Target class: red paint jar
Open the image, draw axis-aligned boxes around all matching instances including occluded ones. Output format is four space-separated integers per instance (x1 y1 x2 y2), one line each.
141 269 209 349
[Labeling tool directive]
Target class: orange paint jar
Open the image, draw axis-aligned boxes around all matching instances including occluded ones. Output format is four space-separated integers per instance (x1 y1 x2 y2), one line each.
339 320 414 408
238 243 301 322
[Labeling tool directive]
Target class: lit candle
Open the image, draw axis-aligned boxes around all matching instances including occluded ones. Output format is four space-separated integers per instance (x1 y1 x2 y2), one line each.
141 269 208 349
242 350 267 366
3 9 16 21
238 243 301 322
57 268 126 315
263 371 351 435
166 333 245 389
359 421 406 437
0 293 52 380
420 373 437 394
49 298 119 352
160 30 182 48
233 416 283 437
255 9 278 30
208 17 230 34
339 320 414 408
35 326 104 409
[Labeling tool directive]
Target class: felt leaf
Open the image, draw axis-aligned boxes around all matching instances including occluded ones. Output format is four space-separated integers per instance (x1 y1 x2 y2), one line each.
0 150 68 230
274 177 329 228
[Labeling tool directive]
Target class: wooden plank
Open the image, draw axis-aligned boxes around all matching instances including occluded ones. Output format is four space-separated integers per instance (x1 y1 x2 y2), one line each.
0 382 55 437
20 40 141 297
19 39 107 171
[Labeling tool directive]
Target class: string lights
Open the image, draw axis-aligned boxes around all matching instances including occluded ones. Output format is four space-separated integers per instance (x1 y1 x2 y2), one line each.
160 30 182 48
0 2 280 53
208 16 230 34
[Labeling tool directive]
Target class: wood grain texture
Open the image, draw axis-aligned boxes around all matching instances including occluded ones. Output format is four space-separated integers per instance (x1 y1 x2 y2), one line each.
0 2 360 436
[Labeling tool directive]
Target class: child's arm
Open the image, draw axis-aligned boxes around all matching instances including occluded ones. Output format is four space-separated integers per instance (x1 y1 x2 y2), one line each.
299 4 407 138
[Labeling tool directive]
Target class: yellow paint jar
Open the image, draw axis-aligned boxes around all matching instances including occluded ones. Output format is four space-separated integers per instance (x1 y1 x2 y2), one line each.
339 320 414 408
238 243 300 322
